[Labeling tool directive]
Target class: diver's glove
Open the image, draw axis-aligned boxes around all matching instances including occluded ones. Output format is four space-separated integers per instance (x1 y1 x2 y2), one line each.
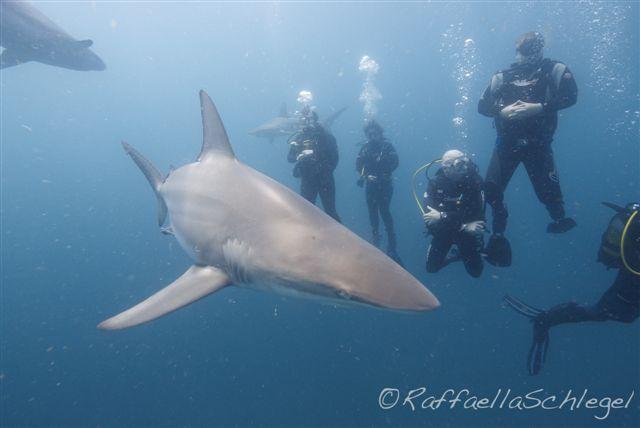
423 206 443 228
500 100 543 121
461 220 487 234
367 175 378 183
296 149 314 161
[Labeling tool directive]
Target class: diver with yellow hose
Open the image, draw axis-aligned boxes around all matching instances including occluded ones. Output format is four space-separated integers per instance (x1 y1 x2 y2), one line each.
420 150 487 278
504 202 640 375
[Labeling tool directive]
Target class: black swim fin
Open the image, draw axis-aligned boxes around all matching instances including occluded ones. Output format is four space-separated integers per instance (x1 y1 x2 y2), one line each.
504 294 550 376
484 234 512 267
503 294 543 318
527 322 550 376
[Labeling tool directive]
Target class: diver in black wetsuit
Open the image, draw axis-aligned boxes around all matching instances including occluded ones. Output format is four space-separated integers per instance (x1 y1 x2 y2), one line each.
288 107 341 222
356 120 402 265
423 150 486 278
505 202 640 375
478 32 578 260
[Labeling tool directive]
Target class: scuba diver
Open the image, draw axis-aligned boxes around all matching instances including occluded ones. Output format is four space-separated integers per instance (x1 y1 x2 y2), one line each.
478 31 578 262
422 150 486 278
505 202 640 375
287 106 341 222
355 120 402 265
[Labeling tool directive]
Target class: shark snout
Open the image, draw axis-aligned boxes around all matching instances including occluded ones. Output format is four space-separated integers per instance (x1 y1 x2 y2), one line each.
325 250 440 312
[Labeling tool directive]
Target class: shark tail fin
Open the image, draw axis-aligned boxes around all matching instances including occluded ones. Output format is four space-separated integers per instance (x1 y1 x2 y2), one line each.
323 106 348 129
122 141 168 227
0 49 28 69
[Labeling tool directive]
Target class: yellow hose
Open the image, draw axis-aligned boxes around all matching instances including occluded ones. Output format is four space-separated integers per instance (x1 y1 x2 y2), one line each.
621 209 640 276
411 159 441 216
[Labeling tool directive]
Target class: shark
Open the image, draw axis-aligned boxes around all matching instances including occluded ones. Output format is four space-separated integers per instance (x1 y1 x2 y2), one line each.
98 90 439 330
248 103 347 143
0 1 106 71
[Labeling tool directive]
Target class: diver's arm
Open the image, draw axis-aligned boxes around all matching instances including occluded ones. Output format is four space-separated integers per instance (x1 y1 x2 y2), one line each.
384 143 399 173
470 176 487 222
478 75 502 117
424 179 462 230
355 145 366 174
543 63 578 112
287 134 302 163
326 133 339 171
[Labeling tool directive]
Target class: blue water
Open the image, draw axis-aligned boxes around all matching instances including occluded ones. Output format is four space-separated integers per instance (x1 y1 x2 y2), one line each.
1 2 638 427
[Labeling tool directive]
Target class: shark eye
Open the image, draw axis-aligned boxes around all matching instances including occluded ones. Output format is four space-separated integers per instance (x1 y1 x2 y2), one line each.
337 290 352 300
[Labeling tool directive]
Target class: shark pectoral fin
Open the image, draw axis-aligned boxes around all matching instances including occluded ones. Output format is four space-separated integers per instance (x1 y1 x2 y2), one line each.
74 39 94 49
98 265 230 330
0 49 29 69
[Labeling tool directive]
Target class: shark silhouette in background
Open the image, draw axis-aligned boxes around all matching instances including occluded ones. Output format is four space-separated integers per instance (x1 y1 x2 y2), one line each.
0 1 106 71
98 90 439 330
249 103 347 143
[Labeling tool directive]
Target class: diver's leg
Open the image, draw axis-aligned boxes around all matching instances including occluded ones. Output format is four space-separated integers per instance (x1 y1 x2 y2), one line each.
485 142 520 234
505 271 639 375
366 184 381 247
319 172 341 223
426 233 454 273
458 230 484 278
523 143 575 233
379 183 396 252
300 175 319 204
380 183 403 265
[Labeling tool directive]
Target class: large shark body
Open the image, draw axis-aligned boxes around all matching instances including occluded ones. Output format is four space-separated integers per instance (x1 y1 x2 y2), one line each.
0 1 105 70
249 104 346 143
98 91 439 330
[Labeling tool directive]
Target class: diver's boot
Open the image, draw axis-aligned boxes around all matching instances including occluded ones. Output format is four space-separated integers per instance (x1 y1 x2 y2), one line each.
484 233 512 267
547 217 576 234
386 232 404 267
371 230 381 248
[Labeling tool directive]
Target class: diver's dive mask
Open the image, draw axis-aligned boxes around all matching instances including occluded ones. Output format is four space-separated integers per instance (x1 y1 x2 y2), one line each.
442 156 470 178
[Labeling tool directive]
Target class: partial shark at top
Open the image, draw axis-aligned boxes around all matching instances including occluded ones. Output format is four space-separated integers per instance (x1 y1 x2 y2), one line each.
249 103 347 143
0 1 106 71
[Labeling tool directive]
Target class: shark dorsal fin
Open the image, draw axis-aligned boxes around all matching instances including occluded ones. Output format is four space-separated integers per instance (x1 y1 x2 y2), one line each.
323 106 348 129
278 102 288 117
198 90 235 161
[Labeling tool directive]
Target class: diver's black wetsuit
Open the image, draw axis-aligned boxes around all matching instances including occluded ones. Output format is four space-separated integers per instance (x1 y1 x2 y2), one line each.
424 164 485 278
478 58 578 233
505 204 640 375
288 124 341 222
356 138 399 252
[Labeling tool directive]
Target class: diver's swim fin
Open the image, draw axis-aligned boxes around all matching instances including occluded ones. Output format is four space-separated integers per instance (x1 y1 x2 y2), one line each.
503 294 544 318
485 234 512 267
504 294 550 376
527 326 549 376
